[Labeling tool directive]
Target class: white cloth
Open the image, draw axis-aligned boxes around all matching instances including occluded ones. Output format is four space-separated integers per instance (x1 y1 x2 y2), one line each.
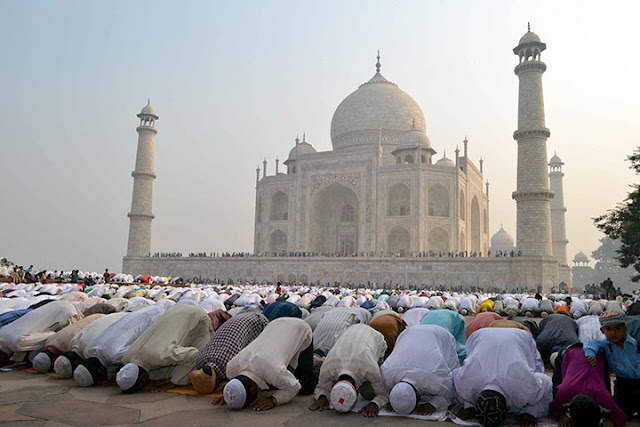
576 315 606 343
452 328 552 418
68 313 128 357
314 324 389 409
122 305 214 385
521 298 540 312
226 317 312 405
401 308 430 327
0 301 81 356
382 325 459 412
84 306 165 374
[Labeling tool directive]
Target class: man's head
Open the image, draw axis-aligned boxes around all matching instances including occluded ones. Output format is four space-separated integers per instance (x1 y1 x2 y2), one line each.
599 311 627 345
223 375 257 409
74 357 107 387
53 351 82 378
330 377 358 413
189 364 217 395
32 350 56 373
0 350 11 367
389 381 419 415
568 394 601 427
116 363 149 393
475 390 508 427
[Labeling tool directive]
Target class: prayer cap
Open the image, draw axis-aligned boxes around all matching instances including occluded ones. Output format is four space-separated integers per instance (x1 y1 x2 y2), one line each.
190 365 216 395
550 352 559 369
32 352 52 373
568 394 601 427
54 356 72 379
475 390 507 427
599 311 624 327
224 378 247 409
74 364 94 387
330 380 357 412
116 363 140 392
389 382 416 415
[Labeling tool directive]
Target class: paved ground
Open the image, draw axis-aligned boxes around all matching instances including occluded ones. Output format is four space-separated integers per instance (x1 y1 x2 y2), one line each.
0 369 445 427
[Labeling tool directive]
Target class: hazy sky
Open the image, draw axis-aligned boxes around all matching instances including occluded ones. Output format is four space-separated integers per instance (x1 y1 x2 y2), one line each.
1 0 638 272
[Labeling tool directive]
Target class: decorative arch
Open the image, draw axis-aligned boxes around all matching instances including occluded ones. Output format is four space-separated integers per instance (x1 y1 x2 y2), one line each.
387 226 410 256
310 182 359 254
459 190 466 221
471 196 480 252
404 154 414 164
428 227 449 253
387 183 410 216
459 231 466 251
269 229 288 253
428 184 449 217
270 191 289 220
287 273 297 283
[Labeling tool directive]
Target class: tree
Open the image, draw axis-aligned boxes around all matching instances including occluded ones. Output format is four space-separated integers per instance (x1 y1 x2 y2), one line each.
591 236 634 289
594 147 640 282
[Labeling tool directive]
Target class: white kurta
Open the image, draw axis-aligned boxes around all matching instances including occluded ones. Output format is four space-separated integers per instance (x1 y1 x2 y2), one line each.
382 324 459 411
452 328 552 418
68 313 129 356
84 306 165 373
226 317 312 405
0 301 82 357
45 314 105 353
122 305 213 385
314 324 389 409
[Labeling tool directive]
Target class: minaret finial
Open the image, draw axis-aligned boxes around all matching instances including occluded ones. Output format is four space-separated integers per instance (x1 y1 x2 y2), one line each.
295 134 300 144
376 50 381 73
147 98 150 105
303 132 306 142
443 149 447 157
528 22 530 32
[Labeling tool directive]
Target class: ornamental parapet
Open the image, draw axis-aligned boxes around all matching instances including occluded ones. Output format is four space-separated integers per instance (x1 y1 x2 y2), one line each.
127 213 155 220
511 190 554 201
514 61 547 75
132 171 157 179
136 126 158 135
513 128 550 140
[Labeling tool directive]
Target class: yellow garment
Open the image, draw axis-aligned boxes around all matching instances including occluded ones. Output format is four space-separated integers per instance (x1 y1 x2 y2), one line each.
487 319 531 334
477 299 495 313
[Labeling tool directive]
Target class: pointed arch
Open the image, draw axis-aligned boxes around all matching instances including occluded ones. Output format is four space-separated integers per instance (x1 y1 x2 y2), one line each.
270 191 289 220
388 183 410 216
471 196 480 252
387 226 410 256
269 230 288 253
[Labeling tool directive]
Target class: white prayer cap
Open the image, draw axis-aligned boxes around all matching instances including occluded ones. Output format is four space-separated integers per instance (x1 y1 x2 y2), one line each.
224 378 247 409
330 381 357 413
573 310 584 319
74 365 94 387
32 352 52 373
54 356 72 379
389 382 417 415
550 352 559 369
116 363 139 391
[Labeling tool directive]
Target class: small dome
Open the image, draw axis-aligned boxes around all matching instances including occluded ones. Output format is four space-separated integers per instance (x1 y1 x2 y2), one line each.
396 124 433 151
519 31 541 45
549 152 563 165
574 251 589 262
435 153 455 167
286 139 316 161
491 226 515 247
138 100 158 118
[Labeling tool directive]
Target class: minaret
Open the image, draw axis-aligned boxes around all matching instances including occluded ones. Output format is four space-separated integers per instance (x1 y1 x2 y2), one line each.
126 100 158 257
549 152 572 285
512 25 554 256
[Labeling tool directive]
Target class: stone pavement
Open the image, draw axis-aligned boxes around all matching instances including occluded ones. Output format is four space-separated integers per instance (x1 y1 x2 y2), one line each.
2 366 640 426
0 369 444 427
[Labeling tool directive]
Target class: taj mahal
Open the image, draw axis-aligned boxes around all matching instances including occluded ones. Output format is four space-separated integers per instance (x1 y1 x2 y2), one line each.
122 27 573 291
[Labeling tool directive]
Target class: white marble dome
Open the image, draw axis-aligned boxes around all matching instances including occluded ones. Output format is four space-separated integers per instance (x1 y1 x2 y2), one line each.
287 140 316 160
435 153 455 167
549 153 563 165
519 31 541 45
574 251 589 263
138 101 158 118
491 226 515 247
330 71 426 151
397 125 433 150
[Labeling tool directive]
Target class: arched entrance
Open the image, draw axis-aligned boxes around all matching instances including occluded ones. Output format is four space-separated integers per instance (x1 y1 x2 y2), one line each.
310 183 359 254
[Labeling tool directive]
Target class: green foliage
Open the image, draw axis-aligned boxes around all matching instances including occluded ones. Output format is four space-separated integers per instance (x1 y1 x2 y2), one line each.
594 148 640 282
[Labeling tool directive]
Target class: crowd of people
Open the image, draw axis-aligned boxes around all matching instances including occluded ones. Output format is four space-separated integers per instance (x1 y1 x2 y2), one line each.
0 271 639 426
142 250 522 259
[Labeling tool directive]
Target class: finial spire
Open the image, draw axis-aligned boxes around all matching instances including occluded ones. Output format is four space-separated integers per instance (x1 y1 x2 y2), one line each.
303 132 306 142
147 98 150 105
528 22 530 32
295 134 300 144
376 50 381 73
443 149 447 157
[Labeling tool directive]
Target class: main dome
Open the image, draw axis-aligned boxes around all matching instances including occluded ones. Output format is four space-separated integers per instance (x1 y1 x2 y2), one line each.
330 67 426 151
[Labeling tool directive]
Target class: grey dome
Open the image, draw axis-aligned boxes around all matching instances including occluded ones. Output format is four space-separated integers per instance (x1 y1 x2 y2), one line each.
330 72 426 151
549 152 563 165
287 140 316 161
519 31 541 45
491 226 515 247
137 100 158 119
574 251 589 262
397 126 433 151
435 153 455 167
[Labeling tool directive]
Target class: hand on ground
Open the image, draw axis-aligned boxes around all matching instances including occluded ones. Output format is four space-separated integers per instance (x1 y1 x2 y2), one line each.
456 407 476 420
415 402 436 415
358 402 379 418
211 397 225 406
308 395 329 412
518 413 537 427
252 397 276 411
384 402 394 412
